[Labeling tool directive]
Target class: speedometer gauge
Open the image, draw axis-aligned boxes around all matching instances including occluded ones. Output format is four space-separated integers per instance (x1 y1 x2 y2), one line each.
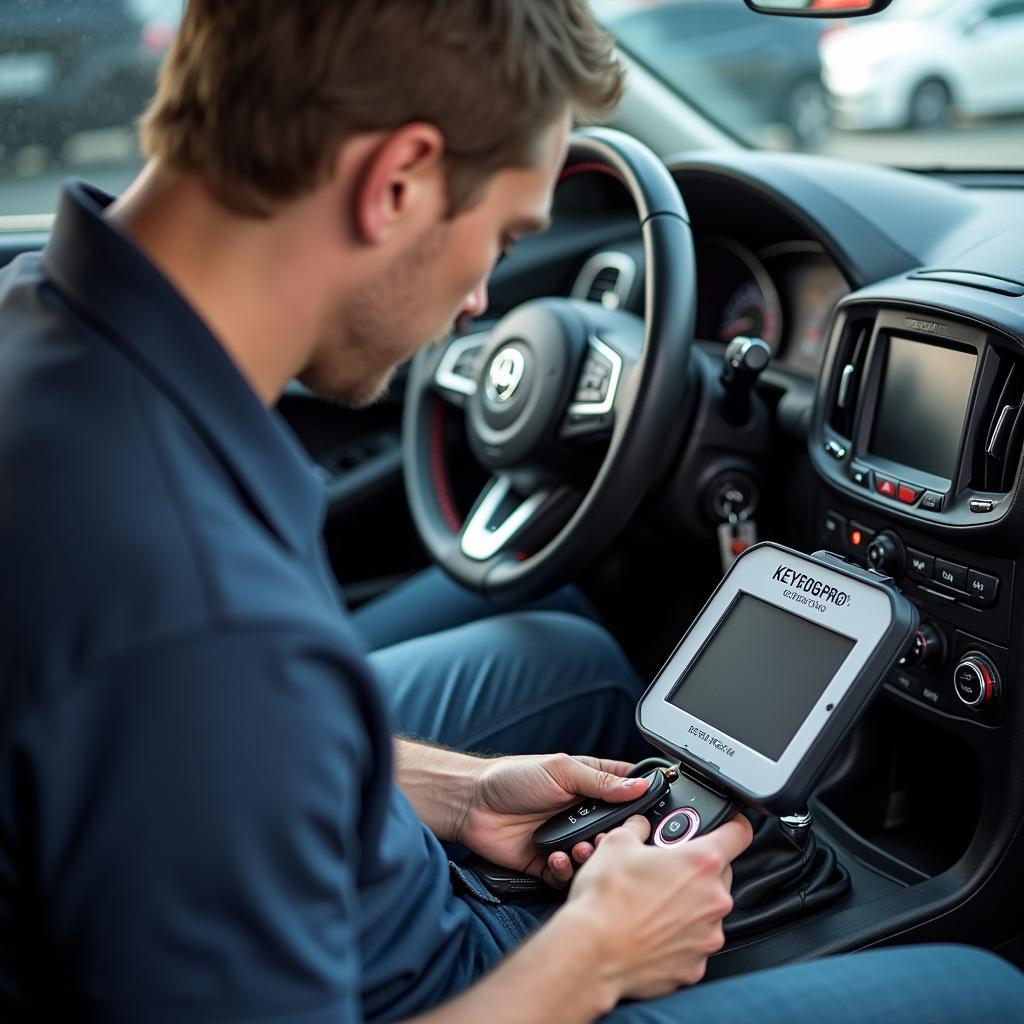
720 280 781 348
695 237 784 352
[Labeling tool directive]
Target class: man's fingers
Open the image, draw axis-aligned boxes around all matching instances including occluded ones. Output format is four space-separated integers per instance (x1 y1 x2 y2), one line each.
571 755 636 779
571 841 594 864
545 851 574 889
597 814 651 846
698 814 755 862
551 755 649 804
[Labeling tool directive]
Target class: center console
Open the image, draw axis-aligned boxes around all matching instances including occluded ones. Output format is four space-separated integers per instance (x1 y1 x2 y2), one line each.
704 281 1024 978
811 303 1021 725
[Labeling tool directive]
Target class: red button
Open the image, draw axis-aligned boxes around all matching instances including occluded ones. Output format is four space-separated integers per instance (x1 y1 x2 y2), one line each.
875 475 897 498
849 528 864 549
898 483 921 505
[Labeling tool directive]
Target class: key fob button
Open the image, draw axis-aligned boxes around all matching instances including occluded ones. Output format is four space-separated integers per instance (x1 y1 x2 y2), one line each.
653 808 700 847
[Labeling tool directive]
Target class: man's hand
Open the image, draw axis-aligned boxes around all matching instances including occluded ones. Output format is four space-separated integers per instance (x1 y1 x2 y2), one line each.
457 753 650 886
564 813 754 999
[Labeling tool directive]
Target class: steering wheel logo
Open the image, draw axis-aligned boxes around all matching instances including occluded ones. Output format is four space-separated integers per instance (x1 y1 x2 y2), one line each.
486 347 526 403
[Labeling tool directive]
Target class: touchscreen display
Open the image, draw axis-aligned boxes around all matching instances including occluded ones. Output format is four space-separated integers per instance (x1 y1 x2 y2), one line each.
666 594 855 762
869 336 977 479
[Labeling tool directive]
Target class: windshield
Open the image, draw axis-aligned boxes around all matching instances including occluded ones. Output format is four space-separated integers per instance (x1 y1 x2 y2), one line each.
1 0 1022 229
597 0 1024 170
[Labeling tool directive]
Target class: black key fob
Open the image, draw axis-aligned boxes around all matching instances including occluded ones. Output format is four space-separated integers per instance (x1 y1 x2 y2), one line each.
532 768 673 856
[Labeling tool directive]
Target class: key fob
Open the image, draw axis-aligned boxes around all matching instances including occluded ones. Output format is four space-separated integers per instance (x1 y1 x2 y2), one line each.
532 768 672 856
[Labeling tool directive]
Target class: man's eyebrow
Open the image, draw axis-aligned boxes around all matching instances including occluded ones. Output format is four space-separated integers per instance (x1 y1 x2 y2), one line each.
509 214 552 237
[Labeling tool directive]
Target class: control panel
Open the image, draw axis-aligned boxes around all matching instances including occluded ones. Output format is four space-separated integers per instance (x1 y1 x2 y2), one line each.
819 503 1012 724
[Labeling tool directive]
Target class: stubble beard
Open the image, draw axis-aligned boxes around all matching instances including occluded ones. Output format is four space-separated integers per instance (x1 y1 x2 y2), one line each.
300 224 455 409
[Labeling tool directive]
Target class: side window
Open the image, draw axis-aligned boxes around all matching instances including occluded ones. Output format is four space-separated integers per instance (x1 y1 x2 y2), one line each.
988 0 1024 17
0 0 182 228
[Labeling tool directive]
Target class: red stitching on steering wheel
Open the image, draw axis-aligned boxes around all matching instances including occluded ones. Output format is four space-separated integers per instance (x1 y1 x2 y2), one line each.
429 402 463 533
558 161 624 185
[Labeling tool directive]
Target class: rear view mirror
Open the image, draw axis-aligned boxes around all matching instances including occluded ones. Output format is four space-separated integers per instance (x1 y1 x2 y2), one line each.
743 0 893 15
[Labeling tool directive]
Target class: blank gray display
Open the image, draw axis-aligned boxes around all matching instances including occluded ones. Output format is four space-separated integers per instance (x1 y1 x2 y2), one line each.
869 337 976 479
666 594 855 762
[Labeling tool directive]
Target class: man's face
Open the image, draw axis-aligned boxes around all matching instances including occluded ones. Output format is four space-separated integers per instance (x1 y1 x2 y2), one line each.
302 114 570 407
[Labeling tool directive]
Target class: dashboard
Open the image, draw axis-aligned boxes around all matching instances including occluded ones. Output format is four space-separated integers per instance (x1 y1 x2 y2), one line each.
534 146 1024 965
694 236 848 377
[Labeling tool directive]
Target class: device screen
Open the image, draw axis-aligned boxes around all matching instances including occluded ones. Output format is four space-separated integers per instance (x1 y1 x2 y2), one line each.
869 336 977 479
666 593 856 762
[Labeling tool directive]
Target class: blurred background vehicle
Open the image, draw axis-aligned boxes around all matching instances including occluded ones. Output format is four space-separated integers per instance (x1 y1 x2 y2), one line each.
597 0 837 146
822 0 1024 130
0 0 180 170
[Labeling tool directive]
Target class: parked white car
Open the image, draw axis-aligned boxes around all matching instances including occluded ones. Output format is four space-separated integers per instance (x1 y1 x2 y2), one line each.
822 0 1024 129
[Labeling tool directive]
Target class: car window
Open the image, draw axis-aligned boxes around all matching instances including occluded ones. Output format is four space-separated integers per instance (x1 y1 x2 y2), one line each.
988 1 1024 18
597 0 1024 170
0 0 182 229
1 0 1022 230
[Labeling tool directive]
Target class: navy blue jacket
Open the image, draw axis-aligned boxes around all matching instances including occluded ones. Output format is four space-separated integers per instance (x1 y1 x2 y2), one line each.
0 183 501 1022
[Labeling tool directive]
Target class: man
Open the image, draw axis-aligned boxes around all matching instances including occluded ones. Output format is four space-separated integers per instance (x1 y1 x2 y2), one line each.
1 2 1022 1021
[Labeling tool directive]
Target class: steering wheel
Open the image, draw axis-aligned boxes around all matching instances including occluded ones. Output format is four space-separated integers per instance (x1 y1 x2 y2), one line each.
402 128 696 604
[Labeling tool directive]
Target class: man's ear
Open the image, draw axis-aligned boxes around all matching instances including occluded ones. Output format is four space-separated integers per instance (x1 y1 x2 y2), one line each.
351 123 447 246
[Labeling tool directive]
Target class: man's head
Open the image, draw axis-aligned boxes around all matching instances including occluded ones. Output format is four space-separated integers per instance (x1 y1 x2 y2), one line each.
138 0 624 406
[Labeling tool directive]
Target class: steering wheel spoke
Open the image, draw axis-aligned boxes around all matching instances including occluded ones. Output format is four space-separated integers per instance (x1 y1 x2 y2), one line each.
460 475 552 562
432 330 490 406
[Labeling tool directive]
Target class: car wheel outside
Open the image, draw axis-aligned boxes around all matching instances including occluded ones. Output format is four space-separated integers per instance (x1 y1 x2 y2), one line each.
786 76 831 149
908 78 953 129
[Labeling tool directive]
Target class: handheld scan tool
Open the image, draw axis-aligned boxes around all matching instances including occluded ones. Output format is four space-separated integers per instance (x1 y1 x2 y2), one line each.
534 543 917 854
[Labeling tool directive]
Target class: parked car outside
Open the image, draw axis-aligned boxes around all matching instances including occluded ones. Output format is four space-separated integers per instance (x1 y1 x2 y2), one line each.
822 0 1024 129
0 0 181 166
598 0 838 147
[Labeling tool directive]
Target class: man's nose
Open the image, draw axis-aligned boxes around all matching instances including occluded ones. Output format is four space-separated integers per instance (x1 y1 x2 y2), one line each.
462 279 489 321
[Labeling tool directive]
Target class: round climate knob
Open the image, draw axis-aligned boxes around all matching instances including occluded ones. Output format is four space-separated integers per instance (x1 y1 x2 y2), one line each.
867 531 904 575
953 653 1001 708
903 622 945 669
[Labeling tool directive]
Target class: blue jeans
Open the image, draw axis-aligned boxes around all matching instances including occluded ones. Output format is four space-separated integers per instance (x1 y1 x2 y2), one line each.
355 567 651 761
354 569 1024 1022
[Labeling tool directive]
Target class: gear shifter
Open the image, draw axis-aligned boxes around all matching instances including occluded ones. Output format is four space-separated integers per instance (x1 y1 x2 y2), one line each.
720 336 771 425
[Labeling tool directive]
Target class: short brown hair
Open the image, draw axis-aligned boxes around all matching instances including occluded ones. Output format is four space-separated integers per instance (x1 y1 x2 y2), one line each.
142 0 623 218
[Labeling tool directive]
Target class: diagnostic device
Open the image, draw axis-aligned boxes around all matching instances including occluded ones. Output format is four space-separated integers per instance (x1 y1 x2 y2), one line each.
534 543 917 854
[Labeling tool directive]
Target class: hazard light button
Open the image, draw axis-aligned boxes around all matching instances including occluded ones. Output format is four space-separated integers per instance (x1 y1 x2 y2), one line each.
875 474 897 499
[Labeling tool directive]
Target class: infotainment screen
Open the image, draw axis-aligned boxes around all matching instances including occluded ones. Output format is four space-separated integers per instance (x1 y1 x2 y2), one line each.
666 593 855 762
869 336 977 479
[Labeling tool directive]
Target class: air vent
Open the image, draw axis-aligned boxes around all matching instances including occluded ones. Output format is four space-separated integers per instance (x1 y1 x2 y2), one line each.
973 350 1024 493
827 315 873 440
571 251 637 312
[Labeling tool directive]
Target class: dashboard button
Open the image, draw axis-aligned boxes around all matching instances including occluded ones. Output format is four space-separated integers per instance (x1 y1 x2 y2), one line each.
850 464 872 489
906 548 935 582
897 483 921 505
967 570 999 608
970 499 996 514
875 474 897 499
919 491 945 512
824 440 847 460
822 510 846 551
847 522 875 561
934 558 968 591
